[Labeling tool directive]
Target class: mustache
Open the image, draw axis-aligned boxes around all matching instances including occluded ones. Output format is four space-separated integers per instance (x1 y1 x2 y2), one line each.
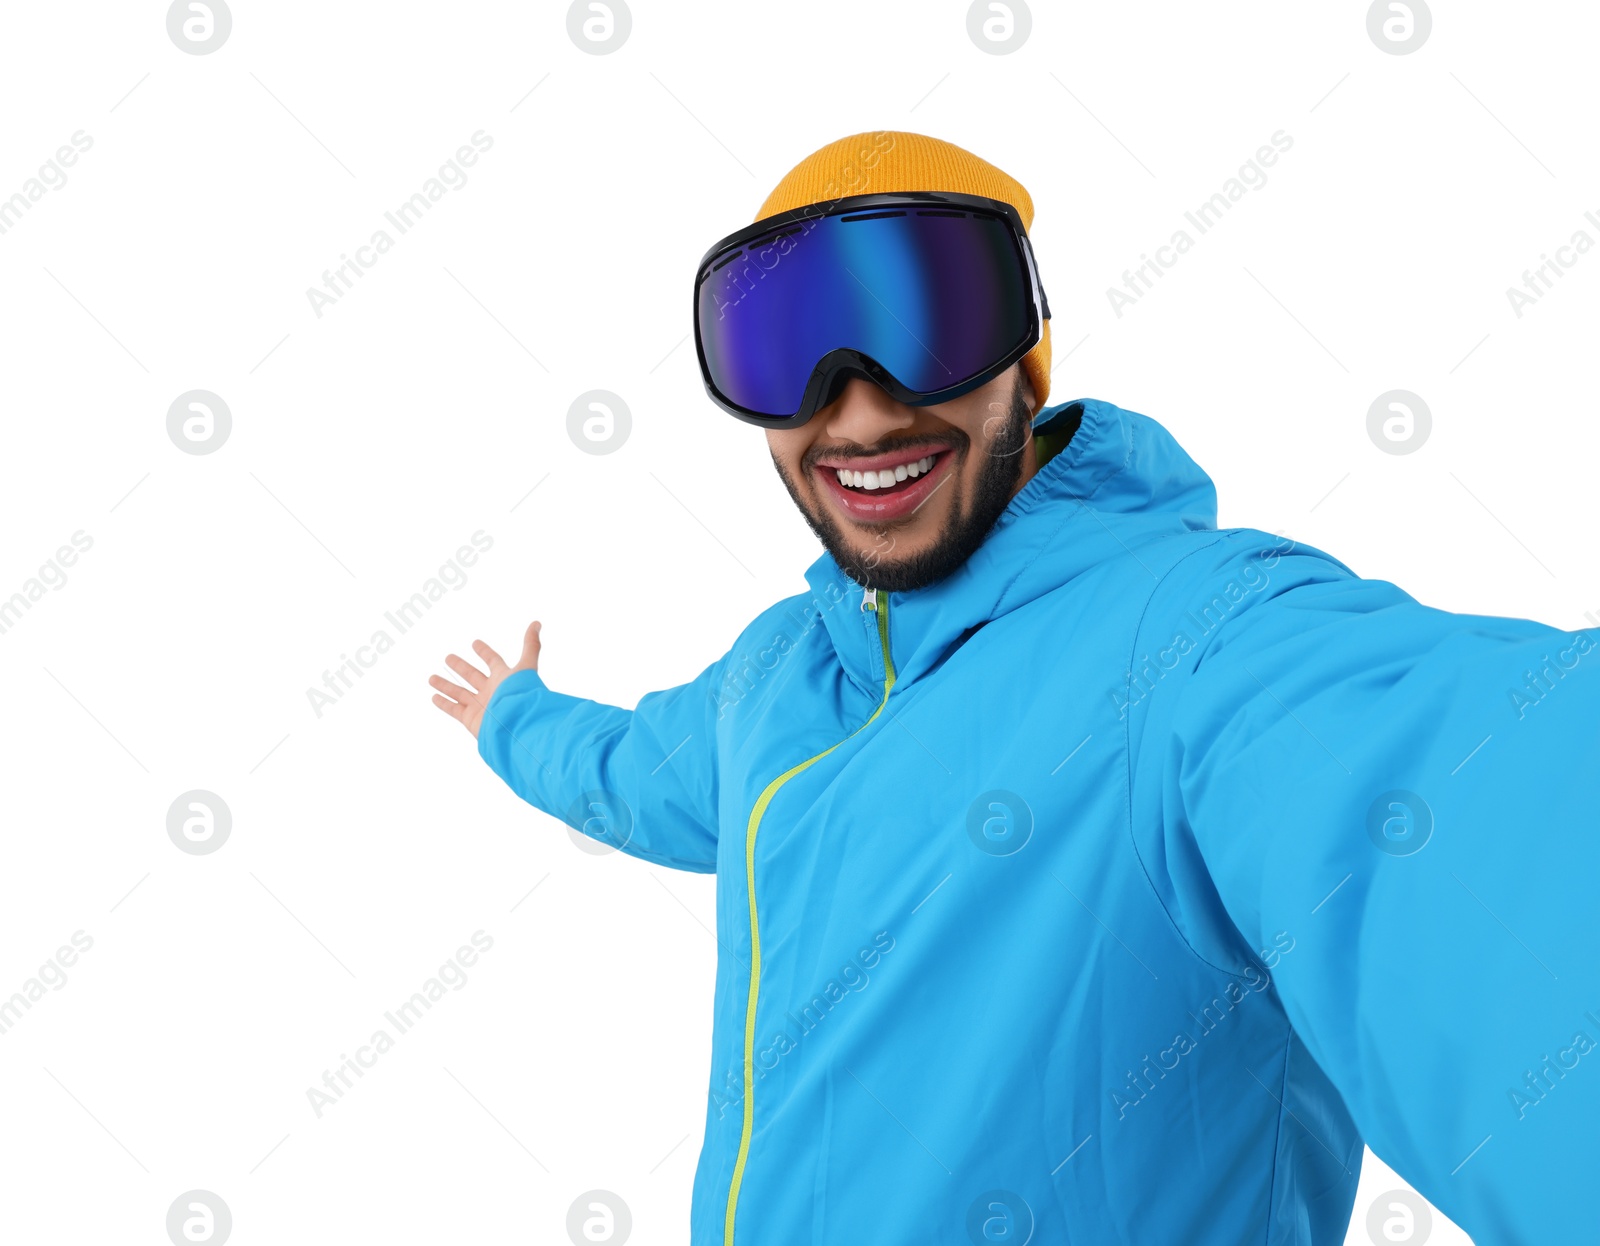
803 430 968 471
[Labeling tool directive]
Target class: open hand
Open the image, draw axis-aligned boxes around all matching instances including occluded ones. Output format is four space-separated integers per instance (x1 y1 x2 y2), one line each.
428 620 541 738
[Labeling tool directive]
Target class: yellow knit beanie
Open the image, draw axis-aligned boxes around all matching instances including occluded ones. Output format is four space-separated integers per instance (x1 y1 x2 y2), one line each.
755 130 1051 415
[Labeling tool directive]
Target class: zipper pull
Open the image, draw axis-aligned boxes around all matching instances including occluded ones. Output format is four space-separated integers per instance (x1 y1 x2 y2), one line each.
861 587 878 613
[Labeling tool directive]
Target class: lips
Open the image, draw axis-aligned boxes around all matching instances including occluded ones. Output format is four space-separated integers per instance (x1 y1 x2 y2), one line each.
815 447 956 523
815 442 953 475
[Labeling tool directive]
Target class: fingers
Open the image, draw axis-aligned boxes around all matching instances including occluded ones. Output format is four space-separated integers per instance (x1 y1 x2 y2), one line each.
463 621 540 678
429 674 475 705
518 620 542 671
472 638 509 675
433 622 538 724
431 692 467 722
445 653 488 690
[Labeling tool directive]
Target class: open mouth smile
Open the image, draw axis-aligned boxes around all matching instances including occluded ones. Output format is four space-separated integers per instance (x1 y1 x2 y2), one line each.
814 446 955 523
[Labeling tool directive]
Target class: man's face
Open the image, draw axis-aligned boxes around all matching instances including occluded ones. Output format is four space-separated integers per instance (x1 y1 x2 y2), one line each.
766 364 1038 593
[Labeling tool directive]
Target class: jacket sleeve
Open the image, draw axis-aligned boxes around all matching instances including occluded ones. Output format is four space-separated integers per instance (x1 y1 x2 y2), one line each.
476 654 727 873
1127 528 1600 1244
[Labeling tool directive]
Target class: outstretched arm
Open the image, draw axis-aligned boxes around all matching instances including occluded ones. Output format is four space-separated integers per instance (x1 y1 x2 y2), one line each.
430 620 725 873
1129 531 1600 1243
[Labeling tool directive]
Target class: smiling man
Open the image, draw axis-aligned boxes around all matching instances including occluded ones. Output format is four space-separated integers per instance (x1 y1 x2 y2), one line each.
769 365 1044 593
429 132 1600 1245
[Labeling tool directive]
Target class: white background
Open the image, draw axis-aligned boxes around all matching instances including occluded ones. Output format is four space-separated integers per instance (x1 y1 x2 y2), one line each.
2 1 1595 1242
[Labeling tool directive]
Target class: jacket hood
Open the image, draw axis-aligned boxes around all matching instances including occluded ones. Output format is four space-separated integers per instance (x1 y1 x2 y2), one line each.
802 397 1220 691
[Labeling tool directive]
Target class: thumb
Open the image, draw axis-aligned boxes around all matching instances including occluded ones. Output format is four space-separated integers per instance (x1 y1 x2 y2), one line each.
519 620 542 670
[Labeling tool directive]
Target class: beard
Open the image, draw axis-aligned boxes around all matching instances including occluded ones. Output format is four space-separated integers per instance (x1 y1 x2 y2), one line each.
771 369 1035 594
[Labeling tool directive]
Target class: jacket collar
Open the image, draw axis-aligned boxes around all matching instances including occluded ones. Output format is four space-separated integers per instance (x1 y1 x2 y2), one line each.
801 398 1220 693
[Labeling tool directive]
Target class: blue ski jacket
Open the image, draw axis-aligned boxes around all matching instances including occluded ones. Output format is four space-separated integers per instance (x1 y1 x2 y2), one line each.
479 397 1600 1245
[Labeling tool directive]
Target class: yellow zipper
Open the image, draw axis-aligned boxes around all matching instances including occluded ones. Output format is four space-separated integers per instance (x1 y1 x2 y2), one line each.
723 587 896 1246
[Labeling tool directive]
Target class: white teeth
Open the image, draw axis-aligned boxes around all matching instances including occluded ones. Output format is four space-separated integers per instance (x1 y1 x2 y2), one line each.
833 454 937 490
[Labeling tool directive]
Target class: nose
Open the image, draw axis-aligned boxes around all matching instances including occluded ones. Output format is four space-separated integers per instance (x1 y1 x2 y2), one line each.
818 376 915 445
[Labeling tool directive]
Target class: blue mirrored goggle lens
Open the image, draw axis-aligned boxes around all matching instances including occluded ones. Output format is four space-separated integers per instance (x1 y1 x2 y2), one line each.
697 209 1032 419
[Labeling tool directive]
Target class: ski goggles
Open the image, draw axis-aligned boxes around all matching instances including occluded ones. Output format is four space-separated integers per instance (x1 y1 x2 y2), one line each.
693 191 1050 428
